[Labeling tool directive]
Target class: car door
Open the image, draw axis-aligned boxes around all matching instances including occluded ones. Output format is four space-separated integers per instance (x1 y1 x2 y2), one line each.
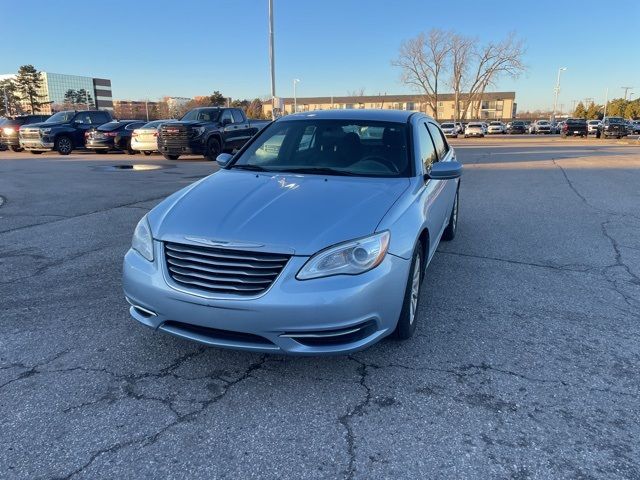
414 120 447 259
71 112 94 147
231 109 254 150
219 110 238 149
426 122 457 238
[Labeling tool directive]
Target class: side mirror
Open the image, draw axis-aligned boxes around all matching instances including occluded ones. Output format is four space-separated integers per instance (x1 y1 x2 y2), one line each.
216 153 233 167
427 161 462 180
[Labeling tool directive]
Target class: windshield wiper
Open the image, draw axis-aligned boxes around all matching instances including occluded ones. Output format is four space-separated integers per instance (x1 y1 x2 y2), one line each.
232 164 267 171
281 167 359 176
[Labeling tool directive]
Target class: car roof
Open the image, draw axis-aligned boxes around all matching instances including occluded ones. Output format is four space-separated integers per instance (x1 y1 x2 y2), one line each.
279 109 416 123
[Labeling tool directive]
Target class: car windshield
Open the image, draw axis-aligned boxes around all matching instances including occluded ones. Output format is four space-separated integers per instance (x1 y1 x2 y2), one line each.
232 119 410 177
607 117 624 124
538 121 549 125
490 122 502 125
468 123 482 127
180 109 220 122
513 121 524 125
441 123 454 128
46 111 75 123
588 120 599 124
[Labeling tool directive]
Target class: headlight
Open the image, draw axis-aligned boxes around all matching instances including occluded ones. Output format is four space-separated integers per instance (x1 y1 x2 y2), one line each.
40 128 51 135
3 127 15 135
296 231 390 280
132 214 154 262
192 126 205 137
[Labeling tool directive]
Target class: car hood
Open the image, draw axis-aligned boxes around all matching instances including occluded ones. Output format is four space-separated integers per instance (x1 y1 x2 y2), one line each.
150 170 410 256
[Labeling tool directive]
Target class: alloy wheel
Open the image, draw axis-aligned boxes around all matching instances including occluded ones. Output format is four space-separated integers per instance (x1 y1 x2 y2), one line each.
409 253 421 325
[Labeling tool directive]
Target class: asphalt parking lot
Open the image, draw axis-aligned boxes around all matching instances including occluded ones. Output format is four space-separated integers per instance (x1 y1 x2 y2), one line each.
1 136 639 479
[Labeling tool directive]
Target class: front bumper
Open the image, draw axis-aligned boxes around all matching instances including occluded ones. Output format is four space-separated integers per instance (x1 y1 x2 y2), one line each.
123 241 410 355
19 138 54 150
158 139 203 156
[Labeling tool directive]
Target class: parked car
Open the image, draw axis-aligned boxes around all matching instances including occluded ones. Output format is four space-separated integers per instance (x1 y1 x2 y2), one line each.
123 109 462 354
532 120 551 134
464 123 485 137
157 107 270 160
587 120 601 135
487 121 505 134
130 120 173 155
560 118 588 138
85 120 147 154
19 110 113 155
0 114 50 152
506 120 527 134
440 122 458 138
596 117 628 139
629 120 640 134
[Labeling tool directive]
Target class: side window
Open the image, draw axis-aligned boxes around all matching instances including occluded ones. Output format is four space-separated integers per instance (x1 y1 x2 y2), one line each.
74 113 90 124
232 109 245 123
88 112 107 124
221 110 234 124
416 122 438 173
427 122 449 160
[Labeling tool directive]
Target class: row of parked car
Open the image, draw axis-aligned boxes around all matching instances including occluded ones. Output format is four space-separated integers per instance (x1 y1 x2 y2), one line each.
0 107 271 160
437 118 640 138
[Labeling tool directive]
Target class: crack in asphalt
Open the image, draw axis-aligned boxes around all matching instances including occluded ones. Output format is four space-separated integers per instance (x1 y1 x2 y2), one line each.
51 353 268 480
338 356 372 480
0 194 168 235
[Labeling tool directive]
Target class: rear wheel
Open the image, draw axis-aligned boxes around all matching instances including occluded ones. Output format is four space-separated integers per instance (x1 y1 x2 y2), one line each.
55 136 73 155
143 151 151 156
29 150 43 155
393 245 423 340
442 190 459 241
10 146 23 152
163 154 180 160
205 137 221 161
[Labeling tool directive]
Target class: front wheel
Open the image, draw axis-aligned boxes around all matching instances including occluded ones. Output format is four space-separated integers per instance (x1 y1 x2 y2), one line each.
205 137 221 161
393 245 422 340
55 136 73 155
163 154 180 160
29 150 43 155
143 151 151 156
10 146 23 152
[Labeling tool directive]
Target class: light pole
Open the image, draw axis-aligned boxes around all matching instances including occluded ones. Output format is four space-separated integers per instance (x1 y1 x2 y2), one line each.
621 87 634 100
552 67 567 121
293 78 300 113
145 100 149 121
268 0 276 120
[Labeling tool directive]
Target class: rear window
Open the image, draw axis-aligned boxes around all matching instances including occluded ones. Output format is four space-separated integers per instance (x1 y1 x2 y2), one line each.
97 122 123 132
606 117 624 124
468 123 482 127
512 121 524 125
489 122 502 125
567 118 587 124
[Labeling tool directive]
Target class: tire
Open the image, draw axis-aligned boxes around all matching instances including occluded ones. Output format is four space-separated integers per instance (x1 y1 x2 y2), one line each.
95 150 107 154
205 137 221 161
55 136 73 155
393 245 423 340
10 146 23 152
143 151 151 156
126 140 136 155
29 150 43 155
442 189 459 241
163 154 180 160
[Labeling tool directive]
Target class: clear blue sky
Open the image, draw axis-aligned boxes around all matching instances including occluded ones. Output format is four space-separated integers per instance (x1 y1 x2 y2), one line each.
2 0 638 111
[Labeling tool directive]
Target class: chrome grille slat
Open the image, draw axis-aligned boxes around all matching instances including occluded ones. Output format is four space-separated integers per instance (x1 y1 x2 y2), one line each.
165 244 289 262
165 241 290 296
167 258 280 277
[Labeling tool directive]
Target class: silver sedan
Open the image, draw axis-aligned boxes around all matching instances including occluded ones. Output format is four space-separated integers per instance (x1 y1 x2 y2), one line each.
123 109 462 355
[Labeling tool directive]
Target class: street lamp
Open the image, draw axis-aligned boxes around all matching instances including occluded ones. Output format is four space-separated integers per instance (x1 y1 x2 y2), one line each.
552 67 567 121
293 78 300 113
268 0 276 120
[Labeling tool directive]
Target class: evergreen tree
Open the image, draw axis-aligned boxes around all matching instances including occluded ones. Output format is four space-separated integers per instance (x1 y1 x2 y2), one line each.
209 91 226 106
585 102 601 120
15 65 45 113
573 101 587 118
0 79 21 116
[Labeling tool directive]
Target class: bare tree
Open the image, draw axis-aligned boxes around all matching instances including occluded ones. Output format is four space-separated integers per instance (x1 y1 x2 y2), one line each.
462 33 525 119
347 87 366 97
448 33 474 123
392 29 450 119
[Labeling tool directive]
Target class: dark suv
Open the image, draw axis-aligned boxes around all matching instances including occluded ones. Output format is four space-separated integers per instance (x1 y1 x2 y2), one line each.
0 114 50 151
19 110 113 155
596 117 628 139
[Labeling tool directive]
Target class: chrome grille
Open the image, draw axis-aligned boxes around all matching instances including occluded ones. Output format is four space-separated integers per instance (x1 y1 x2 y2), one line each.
20 128 41 140
164 242 290 296
159 125 189 150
